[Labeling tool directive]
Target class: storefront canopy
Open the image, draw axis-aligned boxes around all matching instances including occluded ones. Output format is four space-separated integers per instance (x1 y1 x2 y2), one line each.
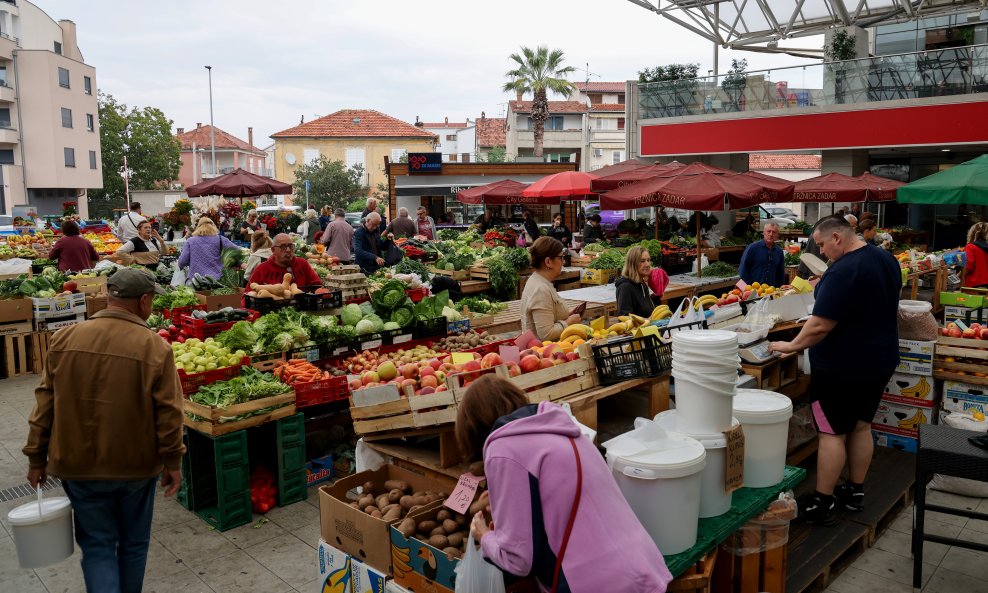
521 171 598 199
600 171 775 211
186 168 292 198
897 154 988 205
740 171 796 202
792 172 902 203
456 179 561 205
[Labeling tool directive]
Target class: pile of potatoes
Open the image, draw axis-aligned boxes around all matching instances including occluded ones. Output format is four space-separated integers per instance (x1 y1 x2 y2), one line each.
436 330 499 352
350 479 445 522
396 505 486 561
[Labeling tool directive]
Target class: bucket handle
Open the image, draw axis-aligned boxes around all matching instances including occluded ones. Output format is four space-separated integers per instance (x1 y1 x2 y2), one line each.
36 485 43 517
622 466 659 480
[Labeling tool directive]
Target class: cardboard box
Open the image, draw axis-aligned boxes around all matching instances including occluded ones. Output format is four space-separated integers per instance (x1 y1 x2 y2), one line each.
941 380 988 415
940 292 985 308
0 320 32 336
306 454 335 487
390 506 459 593
872 428 918 453
873 398 932 436
86 295 107 316
581 268 614 286
762 292 814 322
385 582 411 593
944 305 986 325
31 293 86 320
897 339 935 376
317 539 352 593
73 276 107 295
319 464 455 575
196 289 245 311
0 297 34 324
352 557 389 593
34 312 85 332
883 372 937 405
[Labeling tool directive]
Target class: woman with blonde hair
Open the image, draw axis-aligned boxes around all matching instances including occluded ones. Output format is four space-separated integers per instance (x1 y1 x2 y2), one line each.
615 246 664 318
245 230 274 278
297 208 320 244
177 216 239 283
240 209 262 239
964 221 988 288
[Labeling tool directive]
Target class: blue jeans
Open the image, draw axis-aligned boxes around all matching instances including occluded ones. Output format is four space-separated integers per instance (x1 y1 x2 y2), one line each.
62 478 157 593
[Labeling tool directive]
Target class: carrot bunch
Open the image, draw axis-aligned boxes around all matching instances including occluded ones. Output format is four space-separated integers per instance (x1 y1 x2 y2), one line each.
273 359 330 385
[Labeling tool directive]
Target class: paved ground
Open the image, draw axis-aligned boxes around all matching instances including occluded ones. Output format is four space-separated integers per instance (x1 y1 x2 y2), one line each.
2 372 988 593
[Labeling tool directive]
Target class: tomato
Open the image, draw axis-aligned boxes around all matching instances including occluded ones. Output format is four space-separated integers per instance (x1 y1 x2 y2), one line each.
168 325 178 334
176 336 186 343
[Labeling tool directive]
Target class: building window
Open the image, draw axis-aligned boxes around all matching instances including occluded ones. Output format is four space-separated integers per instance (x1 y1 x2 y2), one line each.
449 153 458 162
89 150 97 169
445 134 456 141
0 66 7 87
64 147 75 168
527 116 564 131
54 41 62 55
86 113 94 132
613 151 623 165
589 93 602 103
617 94 625 105
84 76 92 95
593 149 603 158
391 148 406 163
303 148 320 165
0 149 13 164
461 153 471 163
617 118 625 130
58 67 70 88
61 108 72 128
0 107 9 128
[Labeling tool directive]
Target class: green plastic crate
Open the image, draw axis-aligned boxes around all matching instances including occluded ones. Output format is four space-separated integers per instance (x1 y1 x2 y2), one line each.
195 490 252 531
276 413 308 506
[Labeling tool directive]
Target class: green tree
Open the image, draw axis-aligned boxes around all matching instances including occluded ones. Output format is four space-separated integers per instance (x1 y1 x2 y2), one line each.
637 63 700 83
503 46 575 158
637 63 700 118
87 92 182 218
291 156 367 212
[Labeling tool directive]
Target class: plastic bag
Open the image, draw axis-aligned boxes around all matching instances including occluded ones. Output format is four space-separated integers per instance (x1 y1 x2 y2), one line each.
691 255 710 274
354 438 388 474
171 267 187 287
666 296 704 332
722 491 797 556
454 534 505 593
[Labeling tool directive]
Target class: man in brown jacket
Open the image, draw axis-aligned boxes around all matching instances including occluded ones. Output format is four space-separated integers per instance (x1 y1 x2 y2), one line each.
24 267 185 593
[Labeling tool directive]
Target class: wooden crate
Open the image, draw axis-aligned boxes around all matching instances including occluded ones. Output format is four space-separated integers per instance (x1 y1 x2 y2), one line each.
470 265 533 281
669 549 716 593
934 335 988 385
349 384 459 441
429 266 471 281
740 353 799 390
570 255 595 268
1 332 42 378
0 320 33 337
487 345 599 404
31 330 53 374
183 392 296 436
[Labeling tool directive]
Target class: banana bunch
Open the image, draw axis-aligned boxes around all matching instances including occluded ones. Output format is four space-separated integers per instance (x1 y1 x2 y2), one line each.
391 543 412 579
897 407 928 430
560 324 593 341
650 305 672 321
693 295 718 310
322 556 352 593
899 376 931 399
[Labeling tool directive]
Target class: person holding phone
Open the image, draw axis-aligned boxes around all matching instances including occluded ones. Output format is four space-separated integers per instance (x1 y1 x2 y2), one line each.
521 237 583 341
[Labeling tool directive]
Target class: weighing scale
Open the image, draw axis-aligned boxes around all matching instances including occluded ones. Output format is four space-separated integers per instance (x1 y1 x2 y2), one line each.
738 339 781 364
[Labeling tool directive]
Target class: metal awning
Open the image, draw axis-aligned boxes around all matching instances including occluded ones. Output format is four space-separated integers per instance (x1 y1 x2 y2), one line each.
625 0 986 51
395 175 547 197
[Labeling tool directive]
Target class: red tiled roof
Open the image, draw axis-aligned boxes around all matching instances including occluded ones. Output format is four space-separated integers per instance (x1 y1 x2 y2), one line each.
271 109 438 139
509 101 588 114
590 103 626 112
476 117 506 147
749 154 822 170
574 82 626 93
176 125 264 155
421 121 468 129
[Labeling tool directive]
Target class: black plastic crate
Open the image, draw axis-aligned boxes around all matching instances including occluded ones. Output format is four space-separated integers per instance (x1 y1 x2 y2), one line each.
244 294 294 315
294 287 343 312
319 340 354 360
380 327 415 346
414 316 447 340
591 334 670 385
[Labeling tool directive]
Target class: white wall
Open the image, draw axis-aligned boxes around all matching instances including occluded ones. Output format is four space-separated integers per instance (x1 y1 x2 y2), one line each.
17 1 63 50
457 126 476 160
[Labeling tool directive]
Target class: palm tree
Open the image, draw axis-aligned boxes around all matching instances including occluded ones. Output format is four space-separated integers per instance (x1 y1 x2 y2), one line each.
503 46 576 159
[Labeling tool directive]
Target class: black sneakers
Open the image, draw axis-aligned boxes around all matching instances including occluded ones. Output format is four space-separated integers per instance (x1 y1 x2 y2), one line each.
798 492 837 526
835 482 865 512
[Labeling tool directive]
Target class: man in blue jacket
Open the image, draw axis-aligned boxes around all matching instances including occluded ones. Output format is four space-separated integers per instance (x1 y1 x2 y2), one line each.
738 222 785 287
354 212 391 274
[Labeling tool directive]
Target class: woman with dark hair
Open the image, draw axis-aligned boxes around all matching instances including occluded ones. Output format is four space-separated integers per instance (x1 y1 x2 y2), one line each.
582 214 604 245
520 237 582 341
112 220 161 268
547 213 572 247
455 375 673 593
964 222 988 289
50 220 99 272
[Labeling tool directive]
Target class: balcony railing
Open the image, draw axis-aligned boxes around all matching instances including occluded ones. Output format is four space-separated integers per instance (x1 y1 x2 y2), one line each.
638 43 988 120
0 31 19 46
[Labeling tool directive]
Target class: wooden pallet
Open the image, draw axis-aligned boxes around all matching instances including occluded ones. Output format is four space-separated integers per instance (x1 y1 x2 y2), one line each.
668 549 716 592
1 331 41 379
429 267 471 281
933 335 988 385
31 330 53 375
184 392 296 436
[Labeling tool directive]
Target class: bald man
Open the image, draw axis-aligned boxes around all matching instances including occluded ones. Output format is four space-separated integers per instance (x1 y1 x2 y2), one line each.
245 232 321 289
354 212 392 274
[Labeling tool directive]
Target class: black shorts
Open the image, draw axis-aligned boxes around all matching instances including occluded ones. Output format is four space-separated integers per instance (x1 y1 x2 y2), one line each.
808 372 890 435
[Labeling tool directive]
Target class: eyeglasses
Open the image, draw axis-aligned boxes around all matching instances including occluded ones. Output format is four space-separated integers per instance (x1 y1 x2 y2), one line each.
551 255 564 260
274 244 293 250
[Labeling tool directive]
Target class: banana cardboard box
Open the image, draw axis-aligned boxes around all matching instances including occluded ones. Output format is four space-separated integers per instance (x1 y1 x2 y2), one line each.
896 339 936 376
872 399 932 436
385 582 411 593
941 380 988 415
318 539 352 593
872 429 918 453
883 373 937 405
943 305 987 325
352 557 388 593
390 506 458 593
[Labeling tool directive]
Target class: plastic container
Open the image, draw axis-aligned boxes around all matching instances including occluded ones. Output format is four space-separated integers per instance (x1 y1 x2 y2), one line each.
8 490 74 568
899 300 933 314
653 410 738 518
602 422 706 555
733 389 794 488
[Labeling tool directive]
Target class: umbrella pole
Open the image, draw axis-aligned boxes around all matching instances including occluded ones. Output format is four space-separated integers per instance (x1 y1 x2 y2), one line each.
655 206 659 240
696 214 703 278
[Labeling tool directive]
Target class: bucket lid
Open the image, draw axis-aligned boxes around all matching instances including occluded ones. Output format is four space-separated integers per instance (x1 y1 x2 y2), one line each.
604 425 707 479
653 410 738 448
672 330 738 348
7 496 72 526
733 389 794 424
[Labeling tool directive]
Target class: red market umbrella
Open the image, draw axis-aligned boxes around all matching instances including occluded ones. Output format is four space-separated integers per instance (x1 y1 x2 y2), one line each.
601 172 773 211
456 179 560 205
522 171 598 199
792 172 901 203
186 168 293 198
591 161 687 192
858 172 905 202
740 171 796 202
590 158 653 178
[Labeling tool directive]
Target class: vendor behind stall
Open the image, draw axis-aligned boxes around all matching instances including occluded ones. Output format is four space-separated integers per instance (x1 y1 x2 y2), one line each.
615 246 666 318
455 375 673 593
49 220 98 273
112 220 161 269
247 233 320 288
520 237 582 341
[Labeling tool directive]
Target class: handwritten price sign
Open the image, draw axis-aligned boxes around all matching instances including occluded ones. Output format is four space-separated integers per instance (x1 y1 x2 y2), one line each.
724 425 745 493
443 473 481 514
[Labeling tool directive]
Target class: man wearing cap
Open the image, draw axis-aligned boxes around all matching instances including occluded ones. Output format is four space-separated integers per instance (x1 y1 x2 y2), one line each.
23 268 185 593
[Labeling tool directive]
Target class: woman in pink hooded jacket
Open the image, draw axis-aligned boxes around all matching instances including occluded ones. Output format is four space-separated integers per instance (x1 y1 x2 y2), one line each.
455 375 672 593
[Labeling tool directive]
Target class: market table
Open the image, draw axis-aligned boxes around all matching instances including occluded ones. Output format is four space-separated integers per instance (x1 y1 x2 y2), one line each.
471 298 608 335
904 265 948 310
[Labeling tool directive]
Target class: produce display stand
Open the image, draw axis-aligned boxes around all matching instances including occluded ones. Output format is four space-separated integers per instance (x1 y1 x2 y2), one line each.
183 392 297 436
933 335 988 384
469 299 608 335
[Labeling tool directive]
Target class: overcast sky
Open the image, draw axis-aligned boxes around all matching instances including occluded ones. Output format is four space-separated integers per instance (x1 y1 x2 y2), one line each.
40 0 821 146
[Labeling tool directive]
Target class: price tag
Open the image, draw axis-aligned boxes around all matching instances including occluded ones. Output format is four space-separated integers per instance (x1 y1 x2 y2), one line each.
393 334 413 344
333 347 349 356
361 339 383 350
724 424 745 493
735 279 747 291
443 473 481 514
451 352 474 365
514 330 538 349
499 345 520 364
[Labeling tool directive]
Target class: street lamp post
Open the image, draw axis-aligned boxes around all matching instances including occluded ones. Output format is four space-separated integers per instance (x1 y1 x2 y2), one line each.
205 65 216 175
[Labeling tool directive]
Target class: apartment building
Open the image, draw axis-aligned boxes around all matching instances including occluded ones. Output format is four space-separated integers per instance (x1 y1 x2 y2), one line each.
417 116 472 162
504 100 586 164
1 0 101 217
175 123 266 188
474 113 505 162
570 82 627 172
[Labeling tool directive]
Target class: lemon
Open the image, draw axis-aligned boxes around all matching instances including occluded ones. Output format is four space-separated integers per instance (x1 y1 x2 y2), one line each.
974 411 985 422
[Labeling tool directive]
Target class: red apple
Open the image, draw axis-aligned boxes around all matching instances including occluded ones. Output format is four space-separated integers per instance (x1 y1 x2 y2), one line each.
361 371 379 386
463 360 482 372
564 352 580 362
963 328 977 339
506 363 522 377
941 327 950 336
428 358 442 370
520 355 541 374
420 375 438 389
539 358 555 370
418 386 436 395
401 364 418 380
980 329 988 340
349 379 363 391
480 353 502 369
949 327 963 338
435 384 448 392
420 366 436 378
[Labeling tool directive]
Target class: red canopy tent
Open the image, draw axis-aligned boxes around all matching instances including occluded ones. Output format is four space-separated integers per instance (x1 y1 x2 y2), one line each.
589 158 653 178
792 172 902 203
740 171 796 202
186 168 293 198
456 179 560 205
521 171 598 199
591 162 686 192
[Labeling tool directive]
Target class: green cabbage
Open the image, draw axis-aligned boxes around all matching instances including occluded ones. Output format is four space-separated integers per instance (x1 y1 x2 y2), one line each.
442 306 463 322
359 301 375 316
390 307 414 328
372 280 410 313
341 304 363 327
363 314 384 332
355 319 377 335
383 321 400 331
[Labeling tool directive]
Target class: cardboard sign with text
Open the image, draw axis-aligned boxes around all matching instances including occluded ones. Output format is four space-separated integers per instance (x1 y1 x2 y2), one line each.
724 424 745 493
443 473 481 514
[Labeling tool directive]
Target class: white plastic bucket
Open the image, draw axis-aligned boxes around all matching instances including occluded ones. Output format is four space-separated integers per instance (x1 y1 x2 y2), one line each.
733 389 794 488
8 489 74 568
899 300 932 314
653 410 738 518
674 378 736 434
602 422 706 556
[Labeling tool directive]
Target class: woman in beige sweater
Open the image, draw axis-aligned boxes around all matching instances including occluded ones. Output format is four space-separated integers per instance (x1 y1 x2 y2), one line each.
521 237 583 341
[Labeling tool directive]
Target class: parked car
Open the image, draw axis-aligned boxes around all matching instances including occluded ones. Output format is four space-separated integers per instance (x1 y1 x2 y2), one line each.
763 205 799 221
345 212 363 228
757 205 795 228
583 203 625 233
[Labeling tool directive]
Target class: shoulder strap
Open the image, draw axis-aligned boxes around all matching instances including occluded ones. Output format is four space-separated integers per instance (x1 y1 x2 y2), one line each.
550 437 582 593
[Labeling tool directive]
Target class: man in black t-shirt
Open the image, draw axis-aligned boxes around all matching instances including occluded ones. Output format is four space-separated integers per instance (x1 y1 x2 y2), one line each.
769 216 901 526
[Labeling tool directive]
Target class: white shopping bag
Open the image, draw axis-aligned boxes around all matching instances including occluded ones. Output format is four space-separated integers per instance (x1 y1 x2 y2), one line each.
455 534 506 593
170 267 187 287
